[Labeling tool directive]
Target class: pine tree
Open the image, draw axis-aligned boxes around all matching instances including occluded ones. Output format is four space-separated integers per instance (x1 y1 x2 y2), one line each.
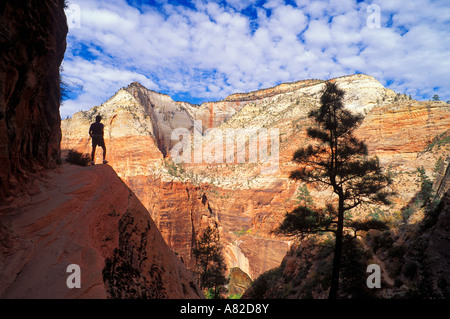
193 225 228 298
277 82 392 299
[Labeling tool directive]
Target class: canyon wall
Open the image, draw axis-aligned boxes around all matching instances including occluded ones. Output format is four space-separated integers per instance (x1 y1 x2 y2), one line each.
61 74 450 283
0 0 202 299
0 0 68 201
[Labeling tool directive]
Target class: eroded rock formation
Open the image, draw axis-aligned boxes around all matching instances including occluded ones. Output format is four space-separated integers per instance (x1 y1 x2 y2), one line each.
0 0 68 201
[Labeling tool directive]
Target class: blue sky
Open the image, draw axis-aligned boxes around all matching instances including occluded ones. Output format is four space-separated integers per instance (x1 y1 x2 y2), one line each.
61 0 450 118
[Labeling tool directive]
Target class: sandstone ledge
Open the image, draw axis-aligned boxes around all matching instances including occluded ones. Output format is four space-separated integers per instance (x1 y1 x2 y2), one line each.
0 163 201 299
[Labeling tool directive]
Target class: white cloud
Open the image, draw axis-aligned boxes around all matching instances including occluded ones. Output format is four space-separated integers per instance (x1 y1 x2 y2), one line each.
263 0 286 10
304 19 332 46
60 58 157 118
62 0 450 117
224 0 258 11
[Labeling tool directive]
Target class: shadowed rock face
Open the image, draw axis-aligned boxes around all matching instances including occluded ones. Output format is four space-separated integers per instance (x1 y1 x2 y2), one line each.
0 164 202 299
0 0 68 201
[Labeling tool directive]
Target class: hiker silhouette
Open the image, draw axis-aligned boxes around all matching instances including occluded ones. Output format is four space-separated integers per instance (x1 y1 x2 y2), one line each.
89 115 108 164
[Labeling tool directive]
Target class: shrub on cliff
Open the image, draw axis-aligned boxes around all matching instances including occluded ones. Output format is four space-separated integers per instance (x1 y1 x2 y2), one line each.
193 225 228 299
66 149 91 166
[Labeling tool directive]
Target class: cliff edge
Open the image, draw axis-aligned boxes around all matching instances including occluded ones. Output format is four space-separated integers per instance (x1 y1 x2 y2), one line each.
0 163 202 299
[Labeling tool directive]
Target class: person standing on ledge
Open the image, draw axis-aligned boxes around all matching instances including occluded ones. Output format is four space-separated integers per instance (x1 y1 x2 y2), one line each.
89 115 108 165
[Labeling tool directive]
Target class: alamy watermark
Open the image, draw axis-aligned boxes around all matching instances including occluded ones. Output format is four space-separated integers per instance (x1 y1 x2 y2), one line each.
65 3 81 29
170 120 280 174
366 264 381 288
366 4 381 29
64 262 381 290
66 264 81 289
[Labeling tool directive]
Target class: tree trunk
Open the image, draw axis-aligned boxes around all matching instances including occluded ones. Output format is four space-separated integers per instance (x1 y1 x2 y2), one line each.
329 196 344 299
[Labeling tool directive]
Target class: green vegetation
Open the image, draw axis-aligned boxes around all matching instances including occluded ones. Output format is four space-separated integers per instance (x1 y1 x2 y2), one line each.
65 149 91 166
245 266 283 299
416 166 435 209
367 206 387 221
424 130 450 152
401 205 415 222
434 156 444 174
416 166 441 231
400 166 440 227
296 184 313 207
193 226 228 299
164 159 186 179
234 228 251 237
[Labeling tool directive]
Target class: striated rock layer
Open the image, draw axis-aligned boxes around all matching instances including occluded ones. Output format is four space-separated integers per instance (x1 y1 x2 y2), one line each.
0 163 202 299
0 0 68 201
357 102 450 164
